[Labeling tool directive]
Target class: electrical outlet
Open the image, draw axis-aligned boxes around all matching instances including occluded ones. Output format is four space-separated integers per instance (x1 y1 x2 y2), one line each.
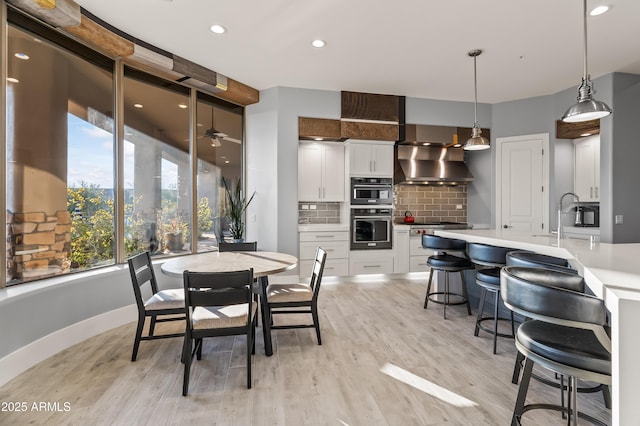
309 204 317 210
301 204 309 210
615 215 624 224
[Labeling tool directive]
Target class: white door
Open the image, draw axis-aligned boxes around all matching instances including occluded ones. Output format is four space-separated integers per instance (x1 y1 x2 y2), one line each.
496 134 549 233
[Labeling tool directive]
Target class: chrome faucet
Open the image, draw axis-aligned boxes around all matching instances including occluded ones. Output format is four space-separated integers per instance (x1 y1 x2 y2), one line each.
558 192 580 240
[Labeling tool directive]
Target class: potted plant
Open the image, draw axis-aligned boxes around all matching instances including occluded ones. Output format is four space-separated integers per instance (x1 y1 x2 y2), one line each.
222 177 255 243
163 215 188 251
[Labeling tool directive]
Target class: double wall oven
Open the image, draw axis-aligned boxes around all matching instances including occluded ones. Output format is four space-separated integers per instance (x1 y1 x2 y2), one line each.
350 177 393 250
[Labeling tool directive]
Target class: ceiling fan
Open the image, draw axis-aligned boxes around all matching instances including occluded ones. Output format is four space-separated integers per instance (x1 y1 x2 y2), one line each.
188 106 242 146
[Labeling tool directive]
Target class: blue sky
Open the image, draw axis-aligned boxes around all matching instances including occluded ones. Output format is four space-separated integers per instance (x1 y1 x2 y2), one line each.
67 114 177 190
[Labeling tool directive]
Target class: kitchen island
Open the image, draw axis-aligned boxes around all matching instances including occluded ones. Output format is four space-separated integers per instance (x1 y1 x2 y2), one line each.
434 229 640 426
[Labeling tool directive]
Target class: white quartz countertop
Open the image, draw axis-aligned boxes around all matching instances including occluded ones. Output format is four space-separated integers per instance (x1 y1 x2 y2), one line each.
298 224 349 232
434 229 640 299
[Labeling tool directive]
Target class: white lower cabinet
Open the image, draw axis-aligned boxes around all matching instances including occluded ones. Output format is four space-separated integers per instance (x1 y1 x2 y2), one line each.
299 230 349 278
409 234 434 272
393 226 410 273
349 250 394 275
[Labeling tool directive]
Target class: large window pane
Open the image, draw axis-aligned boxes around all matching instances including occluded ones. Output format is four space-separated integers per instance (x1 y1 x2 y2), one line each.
196 96 244 251
5 25 114 285
123 69 191 257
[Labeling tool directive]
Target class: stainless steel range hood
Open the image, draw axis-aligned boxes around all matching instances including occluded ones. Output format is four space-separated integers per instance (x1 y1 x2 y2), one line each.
394 144 474 185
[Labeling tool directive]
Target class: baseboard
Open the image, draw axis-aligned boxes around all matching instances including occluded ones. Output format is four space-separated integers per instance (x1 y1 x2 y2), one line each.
0 304 137 388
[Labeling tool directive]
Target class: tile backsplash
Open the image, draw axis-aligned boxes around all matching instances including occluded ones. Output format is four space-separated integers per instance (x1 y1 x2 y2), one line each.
298 202 341 224
393 185 467 223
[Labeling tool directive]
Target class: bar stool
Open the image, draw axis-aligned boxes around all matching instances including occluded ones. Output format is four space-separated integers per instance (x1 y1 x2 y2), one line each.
505 250 611 411
422 235 474 319
506 250 577 274
467 242 516 354
501 266 611 425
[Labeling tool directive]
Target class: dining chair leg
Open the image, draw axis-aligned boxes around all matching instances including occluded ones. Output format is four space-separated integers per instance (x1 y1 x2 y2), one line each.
149 315 157 336
131 314 145 361
247 327 252 389
182 337 192 396
312 305 322 345
258 276 274 356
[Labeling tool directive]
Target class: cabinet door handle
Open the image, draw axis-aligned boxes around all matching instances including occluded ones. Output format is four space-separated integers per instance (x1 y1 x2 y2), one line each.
595 187 598 198
369 160 373 172
373 160 376 172
590 187 593 198
323 187 326 198
317 235 334 238
363 265 381 268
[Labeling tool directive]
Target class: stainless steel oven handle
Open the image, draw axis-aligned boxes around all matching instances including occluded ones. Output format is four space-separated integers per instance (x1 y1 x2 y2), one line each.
352 184 390 188
352 216 392 220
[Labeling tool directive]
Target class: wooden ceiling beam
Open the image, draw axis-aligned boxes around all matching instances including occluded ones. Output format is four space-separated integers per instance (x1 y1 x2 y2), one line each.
8 0 80 27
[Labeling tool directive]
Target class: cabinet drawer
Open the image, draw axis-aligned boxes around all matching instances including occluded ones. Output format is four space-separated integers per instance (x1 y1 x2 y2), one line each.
300 258 349 278
300 240 349 260
299 231 349 242
350 257 394 275
410 256 430 273
410 236 435 256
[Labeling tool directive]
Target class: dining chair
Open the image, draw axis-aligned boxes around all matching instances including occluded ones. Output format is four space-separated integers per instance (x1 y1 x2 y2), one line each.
128 251 185 361
266 247 327 345
182 269 257 395
218 241 258 252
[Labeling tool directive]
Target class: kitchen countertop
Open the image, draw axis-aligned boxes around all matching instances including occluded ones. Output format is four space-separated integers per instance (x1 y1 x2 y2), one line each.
433 228 640 425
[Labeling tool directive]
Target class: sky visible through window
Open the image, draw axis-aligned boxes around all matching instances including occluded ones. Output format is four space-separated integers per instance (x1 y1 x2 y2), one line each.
67 113 178 190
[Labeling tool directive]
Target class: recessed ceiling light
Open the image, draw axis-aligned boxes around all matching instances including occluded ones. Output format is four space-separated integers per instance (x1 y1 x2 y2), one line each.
314 137 323 141
224 160 230 164
14 53 29 60
422 142 431 146
178 103 188 109
590 5 609 16
210 24 227 34
6 77 19 83
311 39 326 48
134 103 143 108
453 144 462 148
581 133 592 137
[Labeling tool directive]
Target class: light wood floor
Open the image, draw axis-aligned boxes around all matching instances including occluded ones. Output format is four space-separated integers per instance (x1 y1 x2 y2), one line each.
0 274 610 425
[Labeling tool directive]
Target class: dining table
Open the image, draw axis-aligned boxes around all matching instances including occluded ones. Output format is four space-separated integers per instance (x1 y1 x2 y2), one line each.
161 250 298 356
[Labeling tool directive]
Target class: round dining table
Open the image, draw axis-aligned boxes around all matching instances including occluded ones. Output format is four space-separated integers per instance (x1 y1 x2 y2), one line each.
161 250 298 356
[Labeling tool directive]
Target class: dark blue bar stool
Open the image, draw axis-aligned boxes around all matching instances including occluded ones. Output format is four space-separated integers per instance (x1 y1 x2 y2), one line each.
422 235 474 319
467 242 516 354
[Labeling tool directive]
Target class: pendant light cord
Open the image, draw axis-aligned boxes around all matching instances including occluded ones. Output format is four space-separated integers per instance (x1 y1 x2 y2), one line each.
582 0 588 80
473 54 479 125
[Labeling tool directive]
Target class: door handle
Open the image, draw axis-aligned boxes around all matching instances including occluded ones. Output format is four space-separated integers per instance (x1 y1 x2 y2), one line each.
503 225 511 229
595 187 598 198
590 187 593 198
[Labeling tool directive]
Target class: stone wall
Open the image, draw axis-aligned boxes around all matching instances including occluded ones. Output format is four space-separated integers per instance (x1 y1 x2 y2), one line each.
7 210 72 282
393 185 467 223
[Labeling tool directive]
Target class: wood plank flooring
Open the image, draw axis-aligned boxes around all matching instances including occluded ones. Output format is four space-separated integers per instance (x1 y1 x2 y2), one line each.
0 274 610 425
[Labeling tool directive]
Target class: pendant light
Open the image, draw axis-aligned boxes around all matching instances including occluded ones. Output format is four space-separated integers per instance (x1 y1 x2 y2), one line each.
561 0 612 123
464 49 490 151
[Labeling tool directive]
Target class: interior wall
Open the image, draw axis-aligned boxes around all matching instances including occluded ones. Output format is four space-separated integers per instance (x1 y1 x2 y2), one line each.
608 73 640 243
245 87 340 256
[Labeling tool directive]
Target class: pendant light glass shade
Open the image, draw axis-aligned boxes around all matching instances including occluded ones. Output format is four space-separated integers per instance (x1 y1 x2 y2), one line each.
464 49 490 151
561 0 612 123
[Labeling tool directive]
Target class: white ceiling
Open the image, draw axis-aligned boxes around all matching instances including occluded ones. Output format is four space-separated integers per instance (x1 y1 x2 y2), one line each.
75 0 640 104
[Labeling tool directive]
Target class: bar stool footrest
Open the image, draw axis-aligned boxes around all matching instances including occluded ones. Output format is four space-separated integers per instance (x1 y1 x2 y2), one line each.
476 317 516 338
427 291 468 306
517 402 607 426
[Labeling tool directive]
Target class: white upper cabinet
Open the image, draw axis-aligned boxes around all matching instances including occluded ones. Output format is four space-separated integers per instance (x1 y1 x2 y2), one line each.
298 141 345 202
348 140 394 177
574 135 600 202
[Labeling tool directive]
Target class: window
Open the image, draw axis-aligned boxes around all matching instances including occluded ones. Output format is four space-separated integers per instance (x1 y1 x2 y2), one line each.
3 13 245 287
6 24 115 285
123 68 191 257
196 95 244 251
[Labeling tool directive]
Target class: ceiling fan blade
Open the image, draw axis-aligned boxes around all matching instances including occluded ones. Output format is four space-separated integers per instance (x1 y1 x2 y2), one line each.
220 135 242 144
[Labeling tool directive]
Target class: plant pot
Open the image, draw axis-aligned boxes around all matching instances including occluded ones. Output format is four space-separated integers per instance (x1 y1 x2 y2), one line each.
165 233 184 251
